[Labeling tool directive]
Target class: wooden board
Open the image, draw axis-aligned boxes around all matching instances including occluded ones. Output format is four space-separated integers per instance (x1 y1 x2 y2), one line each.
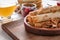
2 18 60 40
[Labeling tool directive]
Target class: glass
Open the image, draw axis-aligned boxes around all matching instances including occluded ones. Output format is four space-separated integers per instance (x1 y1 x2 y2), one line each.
0 0 17 22
0 5 16 17
21 3 37 17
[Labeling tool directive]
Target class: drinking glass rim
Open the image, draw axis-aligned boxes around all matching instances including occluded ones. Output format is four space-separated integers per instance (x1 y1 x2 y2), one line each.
22 3 37 8
0 2 17 8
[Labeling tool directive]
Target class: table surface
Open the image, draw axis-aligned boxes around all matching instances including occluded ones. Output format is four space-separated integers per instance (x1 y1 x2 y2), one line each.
2 18 60 40
0 0 57 40
0 13 22 40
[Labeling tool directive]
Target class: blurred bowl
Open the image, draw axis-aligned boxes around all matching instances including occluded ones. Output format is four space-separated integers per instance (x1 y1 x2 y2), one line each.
24 15 60 36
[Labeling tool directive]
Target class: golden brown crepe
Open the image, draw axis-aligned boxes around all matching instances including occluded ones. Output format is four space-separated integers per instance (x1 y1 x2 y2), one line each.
29 6 60 16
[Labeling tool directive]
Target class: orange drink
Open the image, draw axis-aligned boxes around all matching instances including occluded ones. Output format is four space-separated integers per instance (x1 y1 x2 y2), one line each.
0 5 16 17
0 0 17 17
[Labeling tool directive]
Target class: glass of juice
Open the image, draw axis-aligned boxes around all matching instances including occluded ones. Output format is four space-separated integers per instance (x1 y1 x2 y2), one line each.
0 0 17 22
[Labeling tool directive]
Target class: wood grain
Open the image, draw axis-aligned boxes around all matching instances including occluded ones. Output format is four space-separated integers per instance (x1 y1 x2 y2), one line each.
2 18 60 40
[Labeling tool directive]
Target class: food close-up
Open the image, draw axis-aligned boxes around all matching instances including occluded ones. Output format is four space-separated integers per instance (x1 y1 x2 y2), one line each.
1 0 60 40
27 6 60 28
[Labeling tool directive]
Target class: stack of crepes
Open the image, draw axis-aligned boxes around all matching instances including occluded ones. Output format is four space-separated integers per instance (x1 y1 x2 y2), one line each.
27 6 60 28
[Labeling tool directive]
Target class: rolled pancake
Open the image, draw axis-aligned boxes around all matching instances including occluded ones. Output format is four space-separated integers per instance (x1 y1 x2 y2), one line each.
27 6 60 24
29 6 60 16
32 12 60 23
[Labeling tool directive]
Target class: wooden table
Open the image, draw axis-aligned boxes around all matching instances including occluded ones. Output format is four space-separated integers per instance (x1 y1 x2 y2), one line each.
2 18 60 40
0 13 22 40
